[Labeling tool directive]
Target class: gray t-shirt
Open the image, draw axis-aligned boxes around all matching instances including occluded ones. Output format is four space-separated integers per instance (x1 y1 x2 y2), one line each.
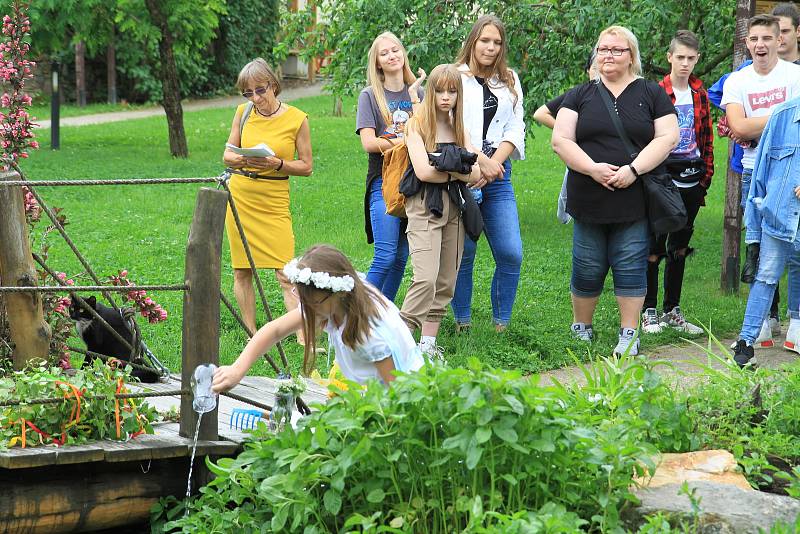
356 85 420 183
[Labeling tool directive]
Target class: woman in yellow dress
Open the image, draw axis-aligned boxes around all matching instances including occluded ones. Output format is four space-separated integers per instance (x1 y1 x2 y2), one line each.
222 58 313 343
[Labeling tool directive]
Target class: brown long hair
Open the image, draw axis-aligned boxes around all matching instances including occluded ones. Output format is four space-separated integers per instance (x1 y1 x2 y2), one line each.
454 15 518 104
292 244 386 375
406 64 466 152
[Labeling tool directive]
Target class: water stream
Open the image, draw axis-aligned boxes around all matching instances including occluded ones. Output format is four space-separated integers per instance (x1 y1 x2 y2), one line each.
184 412 203 516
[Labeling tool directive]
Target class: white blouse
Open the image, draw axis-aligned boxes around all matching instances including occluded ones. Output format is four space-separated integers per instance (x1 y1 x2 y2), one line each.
322 295 423 384
457 63 526 160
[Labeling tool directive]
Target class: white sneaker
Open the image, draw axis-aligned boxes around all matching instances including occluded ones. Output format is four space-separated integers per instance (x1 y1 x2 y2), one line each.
641 308 663 334
570 322 594 342
783 318 800 354
419 341 445 363
661 306 704 335
613 327 640 356
769 316 781 337
755 319 774 348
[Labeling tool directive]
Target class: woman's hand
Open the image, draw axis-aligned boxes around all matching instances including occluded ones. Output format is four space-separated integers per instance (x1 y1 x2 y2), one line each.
478 155 504 182
244 156 283 170
589 162 619 191
607 164 637 189
212 364 246 393
408 68 427 102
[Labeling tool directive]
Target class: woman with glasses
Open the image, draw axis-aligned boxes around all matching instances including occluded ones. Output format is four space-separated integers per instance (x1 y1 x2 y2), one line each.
222 57 313 344
356 32 424 302
551 26 678 356
451 15 526 334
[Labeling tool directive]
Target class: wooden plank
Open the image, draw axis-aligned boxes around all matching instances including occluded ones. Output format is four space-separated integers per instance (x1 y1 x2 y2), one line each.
0 446 57 469
55 443 106 465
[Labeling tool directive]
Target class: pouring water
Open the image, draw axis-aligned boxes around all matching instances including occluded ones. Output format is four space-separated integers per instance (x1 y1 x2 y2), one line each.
185 364 218 515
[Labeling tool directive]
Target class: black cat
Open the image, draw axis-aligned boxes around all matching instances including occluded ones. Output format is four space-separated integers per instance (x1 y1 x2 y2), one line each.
69 296 160 383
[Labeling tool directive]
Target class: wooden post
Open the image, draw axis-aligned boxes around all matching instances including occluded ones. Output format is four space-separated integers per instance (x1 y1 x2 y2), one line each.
0 171 51 368
180 188 228 440
720 0 754 293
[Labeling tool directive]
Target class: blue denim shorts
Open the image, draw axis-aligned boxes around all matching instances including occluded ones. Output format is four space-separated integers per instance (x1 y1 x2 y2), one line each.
571 218 649 298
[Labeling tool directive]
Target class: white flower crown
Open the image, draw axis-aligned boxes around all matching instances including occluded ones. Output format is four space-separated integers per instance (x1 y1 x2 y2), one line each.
283 258 356 293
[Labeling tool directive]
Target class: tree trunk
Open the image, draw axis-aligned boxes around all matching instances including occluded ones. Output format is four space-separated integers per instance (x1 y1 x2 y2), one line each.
0 172 51 368
333 96 342 117
144 0 188 158
107 30 117 105
720 0 754 293
74 41 86 107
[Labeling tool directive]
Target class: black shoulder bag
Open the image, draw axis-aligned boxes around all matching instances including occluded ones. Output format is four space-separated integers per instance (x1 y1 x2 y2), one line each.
597 84 687 235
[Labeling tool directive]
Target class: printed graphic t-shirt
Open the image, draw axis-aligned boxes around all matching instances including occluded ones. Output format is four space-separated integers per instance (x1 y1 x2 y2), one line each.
356 86 419 185
721 59 800 170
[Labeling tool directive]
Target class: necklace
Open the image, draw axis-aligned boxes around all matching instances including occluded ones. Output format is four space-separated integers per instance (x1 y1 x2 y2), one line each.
255 101 282 118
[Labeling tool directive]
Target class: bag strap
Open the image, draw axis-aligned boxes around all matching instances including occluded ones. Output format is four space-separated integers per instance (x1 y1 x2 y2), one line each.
596 83 638 160
238 101 254 142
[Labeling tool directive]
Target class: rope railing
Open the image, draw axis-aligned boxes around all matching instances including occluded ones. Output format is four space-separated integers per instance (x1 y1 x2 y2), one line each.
0 177 222 187
0 284 188 293
0 389 190 407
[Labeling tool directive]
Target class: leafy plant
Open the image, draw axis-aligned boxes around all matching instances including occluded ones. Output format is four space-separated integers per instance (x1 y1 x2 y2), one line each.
162 356 697 532
0 358 158 448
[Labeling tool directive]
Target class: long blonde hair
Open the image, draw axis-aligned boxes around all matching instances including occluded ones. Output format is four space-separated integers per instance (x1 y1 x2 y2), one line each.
293 244 386 375
406 64 466 152
367 32 417 127
594 25 643 79
455 15 518 104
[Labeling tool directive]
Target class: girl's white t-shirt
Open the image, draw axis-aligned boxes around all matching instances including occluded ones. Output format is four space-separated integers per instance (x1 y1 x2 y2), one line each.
322 294 423 384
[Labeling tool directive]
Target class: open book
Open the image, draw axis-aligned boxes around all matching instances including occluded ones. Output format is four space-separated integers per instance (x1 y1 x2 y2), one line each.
225 142 275 158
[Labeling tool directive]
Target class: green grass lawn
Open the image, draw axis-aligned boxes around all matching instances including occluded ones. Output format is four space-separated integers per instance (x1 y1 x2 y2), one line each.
29 100 153 121
20 94 751 377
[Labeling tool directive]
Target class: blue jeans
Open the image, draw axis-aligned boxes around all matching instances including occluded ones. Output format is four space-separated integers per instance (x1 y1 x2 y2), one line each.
741 169 752 214
571 218 649 298
366 177 408 301
452 161 523 326
740 233 800 343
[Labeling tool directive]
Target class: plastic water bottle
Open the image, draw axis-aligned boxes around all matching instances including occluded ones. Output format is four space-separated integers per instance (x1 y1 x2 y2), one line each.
470 187 483 205
190 364 218 414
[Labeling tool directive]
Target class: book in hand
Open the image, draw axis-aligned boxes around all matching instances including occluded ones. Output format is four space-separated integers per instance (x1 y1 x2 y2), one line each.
225 142 275 158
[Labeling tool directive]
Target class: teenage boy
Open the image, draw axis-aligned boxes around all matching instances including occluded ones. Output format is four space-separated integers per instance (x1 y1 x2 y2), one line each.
732 94 800 367
722 14 800 346
641 30 712 335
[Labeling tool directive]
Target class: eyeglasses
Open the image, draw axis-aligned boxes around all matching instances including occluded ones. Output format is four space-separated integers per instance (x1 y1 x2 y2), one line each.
596 47 631 57
241 86 269 99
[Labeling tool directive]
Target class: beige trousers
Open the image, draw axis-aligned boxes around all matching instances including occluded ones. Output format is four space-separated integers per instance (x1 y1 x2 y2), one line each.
400 190 464 331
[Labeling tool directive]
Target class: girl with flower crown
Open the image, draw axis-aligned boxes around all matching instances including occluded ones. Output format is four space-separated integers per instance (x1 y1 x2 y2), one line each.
212 244 424 390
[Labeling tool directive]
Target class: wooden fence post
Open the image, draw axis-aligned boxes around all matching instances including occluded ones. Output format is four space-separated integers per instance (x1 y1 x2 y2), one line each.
721 0 754 293
180 188 228 440
0 171 51 369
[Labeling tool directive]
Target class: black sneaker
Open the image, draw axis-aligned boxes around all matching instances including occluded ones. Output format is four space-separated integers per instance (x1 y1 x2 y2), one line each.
741 243 760 284
733 339 755 368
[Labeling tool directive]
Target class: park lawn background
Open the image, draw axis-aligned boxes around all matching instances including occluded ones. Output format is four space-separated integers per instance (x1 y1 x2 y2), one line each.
22 94 751 377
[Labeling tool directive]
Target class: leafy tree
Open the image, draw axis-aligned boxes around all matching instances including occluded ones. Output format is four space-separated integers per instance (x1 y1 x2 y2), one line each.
278 0 736 121
114 0 225 157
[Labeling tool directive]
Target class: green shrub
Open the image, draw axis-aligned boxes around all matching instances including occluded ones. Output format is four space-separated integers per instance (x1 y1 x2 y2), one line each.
163 355 694 533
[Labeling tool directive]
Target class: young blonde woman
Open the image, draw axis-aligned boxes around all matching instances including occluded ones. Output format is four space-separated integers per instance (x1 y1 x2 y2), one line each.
212 244 423 389
399 64 481 359
451 15 526 333
356 32 425 301
222 58 313 344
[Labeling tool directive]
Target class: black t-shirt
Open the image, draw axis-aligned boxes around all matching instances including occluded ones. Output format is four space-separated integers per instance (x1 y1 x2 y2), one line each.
545 91 567 115
475 76 498 140
561 79 676 223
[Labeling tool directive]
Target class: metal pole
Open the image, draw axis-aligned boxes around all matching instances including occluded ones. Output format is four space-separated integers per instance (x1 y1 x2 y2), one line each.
50 61 60 150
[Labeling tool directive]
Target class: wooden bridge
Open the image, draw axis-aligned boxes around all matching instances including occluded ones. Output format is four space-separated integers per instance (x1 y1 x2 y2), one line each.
0 173 328 533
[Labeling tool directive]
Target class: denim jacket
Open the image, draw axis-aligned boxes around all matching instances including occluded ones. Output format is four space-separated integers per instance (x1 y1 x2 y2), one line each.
745 96 800 243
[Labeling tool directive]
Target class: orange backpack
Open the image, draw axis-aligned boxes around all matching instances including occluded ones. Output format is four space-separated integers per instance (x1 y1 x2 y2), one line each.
381 142 410 217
